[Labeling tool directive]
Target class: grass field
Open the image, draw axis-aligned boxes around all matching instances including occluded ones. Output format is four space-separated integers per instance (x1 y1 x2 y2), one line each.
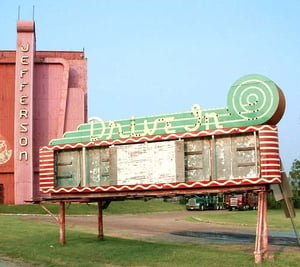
1 200 300 267
0 199 185 215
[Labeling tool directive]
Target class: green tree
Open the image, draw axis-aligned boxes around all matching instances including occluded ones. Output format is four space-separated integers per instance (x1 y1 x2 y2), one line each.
289 159 300 191
289 159 300 208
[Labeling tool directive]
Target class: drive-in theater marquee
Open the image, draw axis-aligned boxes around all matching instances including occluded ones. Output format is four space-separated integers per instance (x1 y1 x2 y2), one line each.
39 74 285 197
39 74 292 264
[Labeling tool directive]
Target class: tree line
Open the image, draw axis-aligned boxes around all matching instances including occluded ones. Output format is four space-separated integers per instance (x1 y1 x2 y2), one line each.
268 159 300 209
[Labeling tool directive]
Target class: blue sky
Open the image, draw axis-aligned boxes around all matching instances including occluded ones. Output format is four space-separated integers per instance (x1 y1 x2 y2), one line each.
1 0 300 171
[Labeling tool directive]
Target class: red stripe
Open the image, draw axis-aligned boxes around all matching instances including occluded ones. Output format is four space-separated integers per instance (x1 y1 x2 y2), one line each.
40 155 53 160
261 166 280 171
40 153 53 157
259 132 277 137
260 143 278 147
261 171 280 175
260 159 280 163
40 154 54 159
261 159 280 164
260 148 279 153
40 177 54 181
40 174 54 179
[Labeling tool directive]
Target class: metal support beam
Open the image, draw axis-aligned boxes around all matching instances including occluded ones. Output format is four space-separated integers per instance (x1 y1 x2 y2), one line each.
59 201 66 245
98 201 104 240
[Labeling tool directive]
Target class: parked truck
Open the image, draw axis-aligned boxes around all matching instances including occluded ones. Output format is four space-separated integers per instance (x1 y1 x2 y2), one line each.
225 192 257 211
186 194 225 211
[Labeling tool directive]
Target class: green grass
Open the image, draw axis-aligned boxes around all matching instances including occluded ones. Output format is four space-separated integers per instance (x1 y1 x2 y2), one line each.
1 215 300 267
1 201 300 266
0 199 185 215
185 209 300 231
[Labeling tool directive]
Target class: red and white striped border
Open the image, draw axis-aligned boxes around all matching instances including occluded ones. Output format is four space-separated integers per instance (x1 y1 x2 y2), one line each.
258 127 280 180
39 148 55 190
40 177 281 194
39 125 281 194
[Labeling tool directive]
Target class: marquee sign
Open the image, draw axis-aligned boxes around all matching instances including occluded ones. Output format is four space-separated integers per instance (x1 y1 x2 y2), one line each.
40 74 285 197
50 74 285 145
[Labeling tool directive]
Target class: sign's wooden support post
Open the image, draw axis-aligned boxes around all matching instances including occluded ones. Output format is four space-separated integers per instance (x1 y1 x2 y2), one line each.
254 188 271 264
59 201 66 245
98 201 104 240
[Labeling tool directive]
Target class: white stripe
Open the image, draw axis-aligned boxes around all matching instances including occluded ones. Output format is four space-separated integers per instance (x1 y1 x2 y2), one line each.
39 164 53 168
260 157 280 161
261 169 280 173
39 158 54 162
259 129 277 134
260 141 278 145
260 151 279 155
39 167 54 172
39 181 54 185
40 172 54 176
40 153 53 157
261 175 281 178
39 176 53 180
261 164 280 167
